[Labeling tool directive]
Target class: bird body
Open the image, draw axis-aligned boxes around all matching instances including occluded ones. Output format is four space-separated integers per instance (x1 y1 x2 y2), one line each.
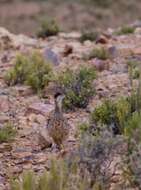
47 93 69 149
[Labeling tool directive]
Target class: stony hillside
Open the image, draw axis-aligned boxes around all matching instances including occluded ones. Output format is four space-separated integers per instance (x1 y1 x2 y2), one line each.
0 25 141 189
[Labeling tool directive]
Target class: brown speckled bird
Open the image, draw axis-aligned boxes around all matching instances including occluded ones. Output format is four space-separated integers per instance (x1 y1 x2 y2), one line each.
47 92 69 149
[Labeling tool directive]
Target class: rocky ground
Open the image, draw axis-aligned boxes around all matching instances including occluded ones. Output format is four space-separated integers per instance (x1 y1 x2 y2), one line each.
0 26 141 189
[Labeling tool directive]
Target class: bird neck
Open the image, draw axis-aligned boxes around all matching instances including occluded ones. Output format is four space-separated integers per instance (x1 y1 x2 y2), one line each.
55 99 63 114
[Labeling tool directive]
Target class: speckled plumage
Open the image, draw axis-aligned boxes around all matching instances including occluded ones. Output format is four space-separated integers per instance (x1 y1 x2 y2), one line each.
47 94 69 148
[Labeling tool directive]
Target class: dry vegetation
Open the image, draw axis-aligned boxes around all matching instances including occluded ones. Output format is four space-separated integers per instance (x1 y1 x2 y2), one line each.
0 1 141 189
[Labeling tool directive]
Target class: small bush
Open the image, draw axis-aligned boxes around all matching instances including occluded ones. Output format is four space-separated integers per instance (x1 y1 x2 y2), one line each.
4 54 29 86
0 122 16 143
91 98 131 133
37 19 60 38
78 127 125 189
56 66 96 110
116 26 135 35
25 52 53 92
91 100 115 125
86 47 110 60
11 159 89 190
5 52 53 93
124 112 141 142
127 60 140 82
79 31 98 43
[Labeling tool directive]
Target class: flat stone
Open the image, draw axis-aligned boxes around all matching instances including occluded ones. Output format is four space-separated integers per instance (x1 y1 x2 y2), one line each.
13 86 33 96
0 115 9 124
96 35 109 44
90 59 109 72
0 96 9 113
59 32 81 39
43 47 60 66
12 151 32 160
27 103 54 117
12 166 23 174
35 114 46 125
38 127 53 149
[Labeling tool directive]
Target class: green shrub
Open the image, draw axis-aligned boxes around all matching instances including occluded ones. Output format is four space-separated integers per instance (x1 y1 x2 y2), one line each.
5 52 53 93
124 112 141 141
5 54 29 86
37 19 60 38
87 47 110 60
25 52 53 92
91 98 131 133
91 100 115 125
79 31 98 43
116 26 135 35
56 66 96 110
0 122 16 143
127 60 140 83
132 67 140 79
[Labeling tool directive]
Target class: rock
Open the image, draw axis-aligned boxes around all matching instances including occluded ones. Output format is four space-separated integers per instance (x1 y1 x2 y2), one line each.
35 114 46 125
12 151 33 160
63 44 73 57
38 127 53 149
132 47 141 55
134 27 141 35
131 20 141 28
58 32 81 39
0 115 9 124
0 27 14 50
108 46 118 58
96 87 109 98
43 47 60 66
27 103 54 117
0 96 9 113
34 153 48 164
90 59 109 71
96 35 109 44
13 86 33 97
28 113 37 123
0 175 5 184
12 166 23 174
23 163 33 170
14 34 37 47
0 144 12 152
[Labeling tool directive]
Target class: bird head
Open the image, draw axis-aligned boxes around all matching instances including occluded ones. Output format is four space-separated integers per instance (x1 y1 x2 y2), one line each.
54 92 65 111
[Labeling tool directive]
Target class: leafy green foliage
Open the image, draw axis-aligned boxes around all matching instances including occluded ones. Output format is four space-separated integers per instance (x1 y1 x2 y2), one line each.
56 66 96 110
37 19 60 38
91 100 115 125
127 60 140 81
124 112 141 142
0 122 16 143
79 30 98 43
91 98 131 133
5 54 29 86
115 26 135 35
87 47 110 60
5 52 53 93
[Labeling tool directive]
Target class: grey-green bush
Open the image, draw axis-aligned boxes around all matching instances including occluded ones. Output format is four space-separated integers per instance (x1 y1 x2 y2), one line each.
5 52 53 93
56 66 96 110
